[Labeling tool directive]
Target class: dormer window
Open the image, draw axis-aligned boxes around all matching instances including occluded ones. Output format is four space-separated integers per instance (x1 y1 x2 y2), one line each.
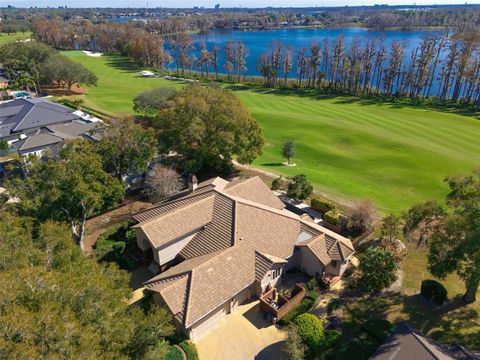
271 268 281 279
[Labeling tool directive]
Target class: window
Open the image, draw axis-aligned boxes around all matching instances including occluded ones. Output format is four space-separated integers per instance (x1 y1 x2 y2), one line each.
272 268 281 279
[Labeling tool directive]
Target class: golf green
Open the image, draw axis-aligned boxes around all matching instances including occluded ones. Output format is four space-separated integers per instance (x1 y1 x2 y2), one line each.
63 51 480 213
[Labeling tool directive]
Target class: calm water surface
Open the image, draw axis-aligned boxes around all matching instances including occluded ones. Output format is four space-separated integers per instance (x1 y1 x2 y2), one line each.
191 28 442 78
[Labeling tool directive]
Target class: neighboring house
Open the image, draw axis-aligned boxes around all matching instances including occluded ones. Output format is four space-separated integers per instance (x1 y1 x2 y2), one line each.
370 322 480 360
0 98 100 157
132 175 355 340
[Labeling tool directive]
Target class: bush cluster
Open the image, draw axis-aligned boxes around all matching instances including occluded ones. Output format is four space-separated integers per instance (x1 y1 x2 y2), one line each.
293 313 325 355
420 279 448 305
311 196 337 213
323 210 340 226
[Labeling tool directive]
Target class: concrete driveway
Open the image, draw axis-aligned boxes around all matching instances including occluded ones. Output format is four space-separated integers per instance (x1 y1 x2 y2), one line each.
196 300 287 360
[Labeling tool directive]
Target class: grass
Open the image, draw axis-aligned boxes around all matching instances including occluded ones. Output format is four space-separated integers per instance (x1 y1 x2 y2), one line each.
61 51 480 214
59 51 480 351
0 32 32 46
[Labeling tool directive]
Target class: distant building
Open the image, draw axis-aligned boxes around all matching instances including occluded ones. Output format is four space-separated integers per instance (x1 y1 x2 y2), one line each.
0 98 100 158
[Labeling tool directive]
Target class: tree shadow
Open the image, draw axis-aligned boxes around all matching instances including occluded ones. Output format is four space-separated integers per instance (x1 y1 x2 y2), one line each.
105 56 139 73
349 292 480 351
225 84 480 120
255 340 285 360
260 162 283 167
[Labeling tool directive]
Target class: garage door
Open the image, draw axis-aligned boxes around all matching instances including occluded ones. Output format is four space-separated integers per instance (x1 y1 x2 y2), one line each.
190 302 229 341
231 287 251 312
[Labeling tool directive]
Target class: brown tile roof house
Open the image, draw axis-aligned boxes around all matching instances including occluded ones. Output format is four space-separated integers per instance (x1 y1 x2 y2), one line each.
132 176 355 340
370 322 480 360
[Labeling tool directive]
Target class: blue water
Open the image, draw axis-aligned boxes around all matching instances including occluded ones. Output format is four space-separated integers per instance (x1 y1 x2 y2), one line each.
190 27 442 79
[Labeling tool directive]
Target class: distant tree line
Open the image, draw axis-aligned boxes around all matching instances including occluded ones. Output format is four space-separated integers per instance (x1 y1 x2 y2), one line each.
6 5 480 33
32 18 480 105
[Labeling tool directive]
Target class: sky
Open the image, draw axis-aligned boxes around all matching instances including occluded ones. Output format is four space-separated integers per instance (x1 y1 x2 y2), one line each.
3 0 476 9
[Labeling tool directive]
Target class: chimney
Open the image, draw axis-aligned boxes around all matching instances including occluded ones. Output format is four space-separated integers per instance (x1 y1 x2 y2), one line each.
188 174 198 192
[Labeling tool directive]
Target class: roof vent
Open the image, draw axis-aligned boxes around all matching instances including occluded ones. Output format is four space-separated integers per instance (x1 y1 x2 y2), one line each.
188 173 198 192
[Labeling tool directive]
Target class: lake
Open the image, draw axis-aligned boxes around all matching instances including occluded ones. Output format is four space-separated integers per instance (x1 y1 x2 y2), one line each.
191 27 442 78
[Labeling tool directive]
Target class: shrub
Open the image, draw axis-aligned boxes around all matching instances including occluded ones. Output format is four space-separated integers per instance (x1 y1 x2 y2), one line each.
361 319 393 342
282 326 306 360
347 200 376 235
271 176 283 191
117 255 137 270
324 209 340 226
287 174 313 200
293 313 325 355
112 241 126 254
320 330 342 350
421 280 448 305
311 196 337 214
165 346 183 360
179 340 199 360
306 278 320 292
279 297 316 326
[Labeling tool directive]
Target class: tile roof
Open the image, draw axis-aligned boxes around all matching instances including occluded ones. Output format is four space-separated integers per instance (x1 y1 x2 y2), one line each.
138 176 355 328
255 251 287 282
179 193 236 259
133 196 216 249
224 176 285 210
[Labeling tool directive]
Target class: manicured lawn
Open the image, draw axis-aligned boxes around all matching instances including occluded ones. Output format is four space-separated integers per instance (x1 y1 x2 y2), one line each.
0 32 32 45
62 51 480 213
62 51 183 114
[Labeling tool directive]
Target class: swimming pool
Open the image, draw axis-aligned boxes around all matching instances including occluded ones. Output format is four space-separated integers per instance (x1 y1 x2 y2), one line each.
13 91 29 98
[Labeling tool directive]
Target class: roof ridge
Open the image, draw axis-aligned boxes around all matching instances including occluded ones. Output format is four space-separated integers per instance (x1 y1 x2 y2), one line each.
225 176 257 190
301 220 355 251
133 189 217 219
217 189 299 221
12 102 36 132
411 330 442 360
134 195 215 228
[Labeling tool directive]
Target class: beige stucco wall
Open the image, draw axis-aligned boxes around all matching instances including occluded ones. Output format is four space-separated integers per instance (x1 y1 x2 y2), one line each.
156 233 196 265
188 285 253 341
325 259 349 276
259 264 284 293
299 248 324 276
135 228 150 251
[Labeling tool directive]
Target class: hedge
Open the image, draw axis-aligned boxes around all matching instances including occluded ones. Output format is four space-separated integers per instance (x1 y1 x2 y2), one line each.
179 340 199 360
165 346 183 360
323 210 340 226
293 313 325 354
278 296 316 326
311 196 337 214
421 279 448 305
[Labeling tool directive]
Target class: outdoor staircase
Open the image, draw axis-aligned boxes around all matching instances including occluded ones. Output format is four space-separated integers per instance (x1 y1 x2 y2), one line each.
147 261 160 275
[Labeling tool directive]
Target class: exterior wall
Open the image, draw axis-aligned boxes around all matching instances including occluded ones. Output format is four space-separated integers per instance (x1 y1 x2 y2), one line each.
259 264 284 294
299 248 324 276
156 233 196 265
325 259 349 276
187 285 253 341
135 228 150 251
188 301 230 341
285 249 301 271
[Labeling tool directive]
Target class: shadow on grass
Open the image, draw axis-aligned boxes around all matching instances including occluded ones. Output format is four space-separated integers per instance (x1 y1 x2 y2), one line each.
225 84 480 120
105 56 139 73
260 162 284 167
346 292 480 351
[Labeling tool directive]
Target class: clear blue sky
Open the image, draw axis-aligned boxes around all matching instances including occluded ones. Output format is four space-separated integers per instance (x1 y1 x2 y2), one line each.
4 0 475 9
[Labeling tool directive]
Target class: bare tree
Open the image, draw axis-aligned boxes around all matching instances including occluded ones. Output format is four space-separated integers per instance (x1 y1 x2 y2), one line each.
144 165 184 203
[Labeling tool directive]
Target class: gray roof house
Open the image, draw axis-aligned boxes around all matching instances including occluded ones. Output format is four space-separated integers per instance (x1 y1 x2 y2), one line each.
370 322 480 360
0 98 99 157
